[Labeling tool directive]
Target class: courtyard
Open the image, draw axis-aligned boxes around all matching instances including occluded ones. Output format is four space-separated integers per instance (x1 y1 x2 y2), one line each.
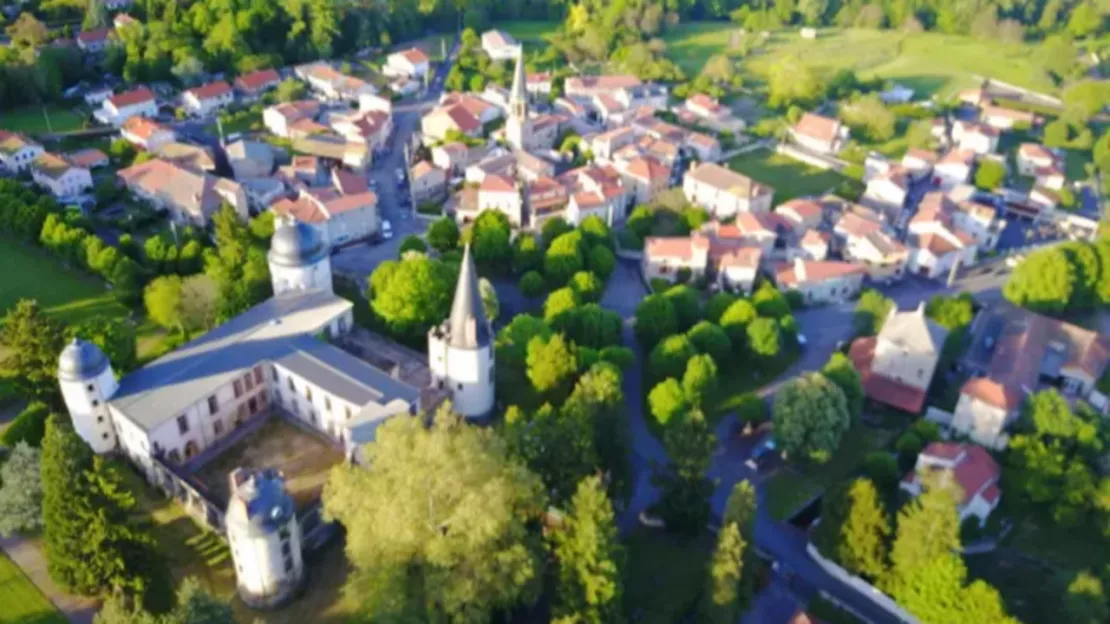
726 150 855 204
192 415 345 510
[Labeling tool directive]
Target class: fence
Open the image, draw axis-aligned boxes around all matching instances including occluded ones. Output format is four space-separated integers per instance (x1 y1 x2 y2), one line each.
806 542 918 623
775 143 847 172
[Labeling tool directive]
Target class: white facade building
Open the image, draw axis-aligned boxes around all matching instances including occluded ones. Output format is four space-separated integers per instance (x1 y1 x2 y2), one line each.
182 81 234 117
0 131 45 174
226 468 305 607
427 246 495 419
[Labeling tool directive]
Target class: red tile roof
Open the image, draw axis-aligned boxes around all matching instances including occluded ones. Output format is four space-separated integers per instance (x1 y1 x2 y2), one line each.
848 336 928 413
77 28 112 44
777 198 823 223
960 377 1023 411
775 260 864 287
109 87 155 109
121 116 169 142
398 48 429 64
440 104 481 133
235 69 281 93
644 233 710 261
793 113 841 143
625 156 670 182
920 442 1001 505
480 173 516 193
186 80 232 101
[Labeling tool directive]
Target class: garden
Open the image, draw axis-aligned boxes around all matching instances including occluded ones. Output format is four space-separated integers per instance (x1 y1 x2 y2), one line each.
726 150 859 204
0 105 86 135
0 553 65 624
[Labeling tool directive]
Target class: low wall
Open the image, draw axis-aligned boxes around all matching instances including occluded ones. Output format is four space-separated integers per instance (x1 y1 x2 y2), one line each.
776 143 847 172
806 542 917 623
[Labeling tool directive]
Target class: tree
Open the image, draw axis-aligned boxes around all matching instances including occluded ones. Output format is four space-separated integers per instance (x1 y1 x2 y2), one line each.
654 408 716 533
323 408 545 622
96 576 236 624
649 334 697 382
974 159 1006 190
274 78 307 102
478 277 500 322
687 321 732 365
648 378 689 427
773 374 850 463
664 285 701 330
853 289 893 336
1065 570 1109 624
544 287 581 324
40 414 94 594
1 299 66 402
634 294 678 348
526 333 578 401
399 234 427 256
1004 247 1076 315
542 217 574 248
683 354 719 407
840 94 897 142
701 522 746 623
746 317 781 359
569 271 604 303
513 233 544 274
719 299 757 346
179 275 220 334
0 442 43 537
369 254 456 341
821 352 863 421
203 205 271 319
471 210 513 269
1068 2 1104 38
752 282 791 318
519 270 546 298
767 55 824 108
560 304 622 350
71 318 137 375
6 12 48 48
817 479 890 580
427 216 460 252
504 403 597 506
588 245 616 280
1 401 50 448
545 230 587 287
705 292 738 324
862 452 900 491
550 476 624 623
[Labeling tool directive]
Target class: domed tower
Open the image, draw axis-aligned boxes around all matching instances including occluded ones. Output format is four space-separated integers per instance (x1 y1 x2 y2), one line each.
58 338 118 454
225 468 304 608
505 46 531 152
268 217 332 296
428 245 495 418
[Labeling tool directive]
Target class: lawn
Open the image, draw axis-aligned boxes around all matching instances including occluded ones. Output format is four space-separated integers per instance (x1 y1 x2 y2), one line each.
0 553 67 624
727 150 852 204
622 530 713 623
806 596 865 624
119 463 358 623
0 105 87 135
661 22 742 76
740 29 1059 98
500 20 560 43
763 426 895 521
711 349 799 416
0 238 131 327
1001 503 1110 574
965 550 1067 624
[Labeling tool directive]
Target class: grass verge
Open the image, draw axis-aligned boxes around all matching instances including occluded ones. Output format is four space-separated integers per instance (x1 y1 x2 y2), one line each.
622 529 712 624
727 151 852 204
0 106 86 135
0 552 67 624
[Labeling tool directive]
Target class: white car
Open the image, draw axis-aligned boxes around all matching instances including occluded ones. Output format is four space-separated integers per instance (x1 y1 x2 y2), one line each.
382 220 393 240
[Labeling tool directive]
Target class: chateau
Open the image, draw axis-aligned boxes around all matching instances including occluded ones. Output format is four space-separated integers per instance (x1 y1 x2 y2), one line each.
58 218 494 606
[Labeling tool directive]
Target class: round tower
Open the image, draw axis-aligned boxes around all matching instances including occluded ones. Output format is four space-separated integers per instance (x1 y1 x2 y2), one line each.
268 217 332 296
225 468 304 608
427 245 495 418
58 338 118 454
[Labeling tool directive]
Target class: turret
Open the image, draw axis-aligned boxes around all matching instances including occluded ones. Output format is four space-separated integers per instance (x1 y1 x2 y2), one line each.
225 468 304 608
427 245 495 418
58 338 118 454
268 216 332 295
505 46 530 151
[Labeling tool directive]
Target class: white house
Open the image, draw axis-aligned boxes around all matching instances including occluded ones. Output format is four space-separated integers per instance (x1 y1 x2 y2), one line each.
951 378 1024 450
76 28 113 54
95 87 158 126
900 442 1001 527
182 80 234 117
848 304 947 414
907 212 977 280
952 120 999 155
683 162 773 218
121 116 176 152
477 173 522 226
790 113 848 155
272 188 379 247
263 100 322 138
31 153 93 199
901 148 937 181
294 63 375 102
775 198 825 234
118 158 249 227
862 167 910 219
385 48 430 80
411 160 448 203
934 149 976 190
773 258 865 304
980 104 1035 131
1016 143 1058 177
615 155 670 205
842 229 908 281
0 130 44 174
799 230 829 260
480 30 519 61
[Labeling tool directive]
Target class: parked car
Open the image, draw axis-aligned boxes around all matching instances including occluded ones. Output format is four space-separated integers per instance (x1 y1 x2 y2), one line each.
745 437 777 471
381 220 393 240
796 333 807 348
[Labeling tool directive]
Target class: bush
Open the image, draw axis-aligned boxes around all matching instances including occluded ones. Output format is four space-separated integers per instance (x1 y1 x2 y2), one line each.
519 271 546 298
861 452 899 491
1 402 50 447
617 228 644 251
735 393 767 426
676 267 692 283
399 235 427 256
650 277 671 293
588 245 616 280
599 346 636 369
895 431 925 470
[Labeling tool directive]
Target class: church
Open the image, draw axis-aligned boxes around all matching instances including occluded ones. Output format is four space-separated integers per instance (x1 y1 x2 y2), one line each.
58 218 495 606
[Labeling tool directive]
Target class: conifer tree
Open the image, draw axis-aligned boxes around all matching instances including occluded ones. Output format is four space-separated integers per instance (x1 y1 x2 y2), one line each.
700 522 746 624
42 414 96 592
550 475 624 623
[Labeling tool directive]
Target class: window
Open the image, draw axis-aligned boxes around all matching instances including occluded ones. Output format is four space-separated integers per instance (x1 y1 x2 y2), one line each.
92 399 99 407
86 384 94 392
249 397 258 415
272 367 278 382
279 527 290 540
233 380 243 398
238 404 248 421
284 556 294 573
244 373 254 392
102 432 109 440
457 383 463 391
305 387 313 402
97 415 104 424
254 366 264 385
325 397 331 413
287 377 295 392
177 415 189 434
207 395 218 415
309 410 316 424
281 542 292 556
214 420 224 436
345 407 352 421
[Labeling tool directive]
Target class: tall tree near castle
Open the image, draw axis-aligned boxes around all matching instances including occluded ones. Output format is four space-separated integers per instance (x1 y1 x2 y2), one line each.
813 478 890 582
203 205 271 321
323 407 547 621
1 299 66 404
42 416 157 600
550 475 624 623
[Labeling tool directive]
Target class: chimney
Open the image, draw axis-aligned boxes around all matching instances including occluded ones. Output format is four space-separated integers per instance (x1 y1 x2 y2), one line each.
793 257 806 281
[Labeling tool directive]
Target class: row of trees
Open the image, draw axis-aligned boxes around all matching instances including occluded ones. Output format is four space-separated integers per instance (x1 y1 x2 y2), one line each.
1004 239 1110 316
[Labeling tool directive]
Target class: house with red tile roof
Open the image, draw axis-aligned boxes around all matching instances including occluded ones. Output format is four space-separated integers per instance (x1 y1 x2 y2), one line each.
615 155 670 204
480 30 519 61
951 120 999 154
441 92 503 125
683 162 774 218
95 87 157 126
410 160 448 204
118 158 248 226
849 303 947 414
642 233 713 285
121 116 175 151
684 94 730 122
272 187 379 246
901 148 937 181
331 109 392 153
564 75 642 100
862 166 911 220
900 442 1001 526
775 198 824 234
790 113 848 155
31 152 93 199
906 203 978 279
420 104 482 144
0 130 45 174
525 175 570 228
934 149 976 190
263 100 322 138
773 258 865 304
1016 143 1058 177
980 104 1035 131
385 48 430 79
477 173 522 226
182 80 233 117
561 164 628 225
294 62 375 101
76 28 114 53
799 230 830 261
234 69 281 100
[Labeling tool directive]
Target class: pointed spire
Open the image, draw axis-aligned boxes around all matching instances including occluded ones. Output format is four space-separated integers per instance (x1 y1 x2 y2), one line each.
510 46 527 106
446 245 491 349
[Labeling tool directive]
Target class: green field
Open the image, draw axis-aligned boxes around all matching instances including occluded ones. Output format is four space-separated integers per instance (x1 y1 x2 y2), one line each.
500 20 560 42
0 106 86 135
0 553 66 624
727 150 852 204
0 239 130 326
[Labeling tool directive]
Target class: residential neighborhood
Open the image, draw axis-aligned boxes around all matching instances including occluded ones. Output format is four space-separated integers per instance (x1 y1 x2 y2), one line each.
2 5 1110 624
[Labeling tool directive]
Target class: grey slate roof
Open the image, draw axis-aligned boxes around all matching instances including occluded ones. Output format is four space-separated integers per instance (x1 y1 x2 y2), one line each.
444 245 491 350
58 338 109 382
879 303 948 355
510 46 527 106
269 218 328 268
225 468 295 536
109 289 417 432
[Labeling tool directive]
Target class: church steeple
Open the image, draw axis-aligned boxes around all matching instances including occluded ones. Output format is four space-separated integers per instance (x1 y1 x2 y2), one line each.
509 46 527 118
446 245 491 349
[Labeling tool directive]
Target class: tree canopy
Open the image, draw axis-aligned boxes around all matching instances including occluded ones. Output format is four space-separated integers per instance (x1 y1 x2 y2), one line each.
772 374 851 463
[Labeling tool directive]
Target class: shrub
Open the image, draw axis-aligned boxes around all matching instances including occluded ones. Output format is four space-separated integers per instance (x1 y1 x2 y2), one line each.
650 277 671 293
734 393 767 426
1 402 50 447
861 452 899 491
518 271 546 298
617 228 644 250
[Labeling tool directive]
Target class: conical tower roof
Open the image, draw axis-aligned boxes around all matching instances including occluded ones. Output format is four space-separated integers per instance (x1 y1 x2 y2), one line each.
510 46 527 106
446 245 491 349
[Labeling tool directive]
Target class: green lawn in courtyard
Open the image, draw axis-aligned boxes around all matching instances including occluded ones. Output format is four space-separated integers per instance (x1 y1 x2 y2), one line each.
0 106 87 135
739 29 1059 98
0 553 66 624
727 150 852 204
623 530 712 623
500 20 560 43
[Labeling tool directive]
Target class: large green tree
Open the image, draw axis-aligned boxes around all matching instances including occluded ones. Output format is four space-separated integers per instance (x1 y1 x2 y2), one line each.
634 294 678 348
203 205 271 319
814 478 890 581
1 299 66 403
772 374 851 463
1004 246 1076 315
369 253 456 341
550 475 624 623
0 442 43 536
323 408 546 622
821 352 863 421
853 289 893 336
653 408 716 534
